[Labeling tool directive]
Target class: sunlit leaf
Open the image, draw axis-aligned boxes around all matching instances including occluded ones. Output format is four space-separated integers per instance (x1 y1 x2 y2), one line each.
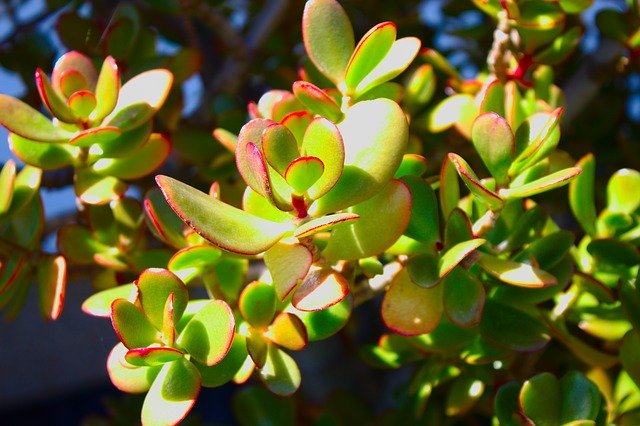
472 112 514 185
0 95 73 142
500 167 581 199
91 56 120 122
344 22 396 92
478 253 557 287
448 153 503 210
92 133 170 180
607 168 640 214
264 242 312 300
136 268 189 331
292 81 344 122
37 255 66 320
107 342 161 393
239 281 277 329
35 68 76 123
111 299 159 349
292 266 349 311
259 344 301 396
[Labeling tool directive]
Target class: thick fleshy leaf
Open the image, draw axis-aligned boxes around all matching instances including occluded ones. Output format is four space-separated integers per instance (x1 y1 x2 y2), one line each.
247 330 269 368
448 153 503 210
480 298 550 351
267 312 308 351
440 155 460 218
395 154 428 178
292 266 349 311
354 37 421 96
107 342 161 393
96 121 151 158
559 372 602 422
281 111 313 146
261 123 299 176
264 242 312 300
75 168 127 205
168 245 222 283
37 255 66 320
520 372 561 425
381 267 443 336
92 133 170 180
69 126 121 148
407 253 440 288
472 112 514 185
293 213 359 238
67 90 96 119
569 154 597 236
137 268 189 330
439 239 486 278
242 187 291 222
403 64 436 114
8 134 77 170
35 69 76 123
51 51 98 92
58 69 89 97
302 0 354 84
514 231 574 270
478 253 557 287
176 299 235 366
157 175 293 255
57 224 110 264
478 79 505 116
239 281 277 329
446 375 485 416
197 334 248 387
534 27 582 65
107 69 172 121
510 108 563 175
401 175 439 243
292 81 344 122
91 56 120 122
0 159 16 214
0 255 26 297
300 117 344 200
111 299 160 349
607 168 640 214
587 239 640 270
259 344 301 396
294 293 352 341
428 94 476 135
141 357 201 426
500 167 582 199
311 98 408 215
345 22 396 92
322 179 411 261
284 156 323 195
82 283 136 317
236 119 275 200
125 347 185 367
0 95 73 142
105 102 154 132
144 187 188 249
442 266 485 328
444 208 474 248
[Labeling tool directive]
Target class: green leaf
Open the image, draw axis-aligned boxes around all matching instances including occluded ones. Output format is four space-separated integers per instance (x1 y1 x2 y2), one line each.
137 268 189 331
97 120 151 158
428 94 476 135
472 112 514 185
242 187 292 222
596 9 628 43
344 22 396 92
401 175 439 243
75 167 127 205
261 123 299 176
259 344 301 396
395 154 428 178
35 68 76 123
478 79 505 116
92 133 170 180
442 266 485 328
106 342 161 393
67 90 97 119
480 298 550 351
439 239 486 278
310 98 408 215
495 381 523 426
82 283 136 317
267 312 308 351
176 300 235 366
514 230 574 270
293 213 359 238
37 255 66 321
444 208 474 248
587 239 640 270
607 168 640 214
168 245 222 283
300 117 345 200
440 155 460 218
0 95 73 142
294 294 352 341
559 371 602 422
446 375 485 416
125 347 185 367
8 133 78 170
107 69 172 119
302 0 354 84
91 56 121 122
534 27 583 65
57 224 111 264
292 267 349 311
559 0 593 14
448 153 504 210
156 175 293 255
0 159 16 214
403 64 436 114
500 167 582 199
292 81 344 122
323 179 411 261
520 373 561 426
197 334 248 387
285 156 324 194
144 187 188 249
111 299 160 349
264 242 312 300
354 37 421 96
105 102 154 132
52 51 98 92
569 154 597 236
381 267 444 336
141 357 201 426
621 331 640 390
478 253 557 287
239 281 277 329
407 253 440 288
69 126 122 148
510 108 563 175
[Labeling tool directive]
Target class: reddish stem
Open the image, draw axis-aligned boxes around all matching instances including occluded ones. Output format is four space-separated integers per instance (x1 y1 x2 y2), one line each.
291 195 308 219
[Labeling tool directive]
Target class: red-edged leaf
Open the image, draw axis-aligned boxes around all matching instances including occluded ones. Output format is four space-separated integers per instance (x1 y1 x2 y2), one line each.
292 81 344 122
37 255 66 320
107 342 161 393
292 267 349 311
125 346 185 367
0 95 73 142
35 68 76 123
111 299 160 349
264 242 313 300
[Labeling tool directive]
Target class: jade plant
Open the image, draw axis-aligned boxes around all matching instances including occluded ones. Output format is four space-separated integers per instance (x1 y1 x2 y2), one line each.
1 0 640 424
